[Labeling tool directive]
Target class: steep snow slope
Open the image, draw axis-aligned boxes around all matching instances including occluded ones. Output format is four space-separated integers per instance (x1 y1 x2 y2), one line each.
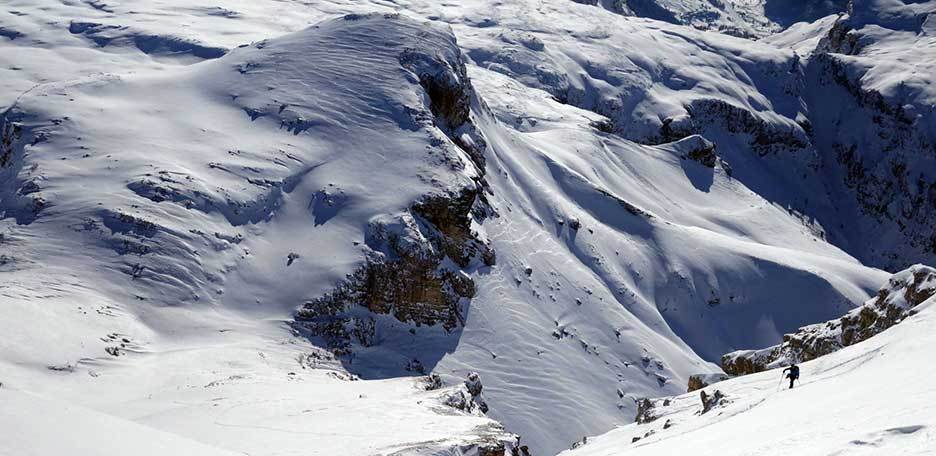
1 12 511 456
1 10 494 338
559 288 936 456
0 1 925 455
459 0 936 271
799 0 936 271
754 0 936 270
429 68 885 453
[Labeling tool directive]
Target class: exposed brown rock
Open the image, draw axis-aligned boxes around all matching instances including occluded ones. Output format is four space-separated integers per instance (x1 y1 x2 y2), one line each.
818 18 861 55
687 145 717 168
687 373 729 392
670 134 718 168
412 189 494 268
293 39 496 360
700 389 728 414
722 348 772 376
1 119 21 167
635 398 657 424
478 443 506 456
723 265 936 376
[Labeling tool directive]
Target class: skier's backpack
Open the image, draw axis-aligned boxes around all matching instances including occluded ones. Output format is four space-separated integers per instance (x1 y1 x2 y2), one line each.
790 365 800 379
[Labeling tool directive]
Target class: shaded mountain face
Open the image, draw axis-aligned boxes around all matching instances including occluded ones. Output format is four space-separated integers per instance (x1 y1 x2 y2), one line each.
1 1 934 455
578 0 849 38
764 0 850 27
723 264 936 376
801 0 936 271
464 0 936 273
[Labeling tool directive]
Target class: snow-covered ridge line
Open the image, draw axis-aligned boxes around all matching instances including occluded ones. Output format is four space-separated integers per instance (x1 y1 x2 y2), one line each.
722 264 936 375
2 1 933 455
797 0 936 270
278 12 500 369
559 288 936 456
0 11 493 321
67 20 228 60
0 11 513 455
464 0 936 270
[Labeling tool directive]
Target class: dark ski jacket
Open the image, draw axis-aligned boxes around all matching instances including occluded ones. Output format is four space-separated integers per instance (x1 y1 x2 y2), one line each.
784 365 800 379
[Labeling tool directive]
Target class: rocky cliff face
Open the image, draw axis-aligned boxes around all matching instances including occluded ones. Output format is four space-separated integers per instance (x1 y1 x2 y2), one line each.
0 112 48 225
294 189 494 358
539 1 936 272
0 117 21 167
293 17 496 365
800 1 936 270
686 373 728 393
608 0 936 272
1 12 497 372
723 265 936 376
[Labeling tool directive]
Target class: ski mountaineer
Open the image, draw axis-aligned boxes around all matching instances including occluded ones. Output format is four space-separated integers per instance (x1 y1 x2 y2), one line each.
782 364 800 389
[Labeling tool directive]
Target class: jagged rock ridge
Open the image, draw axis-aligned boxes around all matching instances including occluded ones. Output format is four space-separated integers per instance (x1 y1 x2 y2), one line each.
723 265 936 376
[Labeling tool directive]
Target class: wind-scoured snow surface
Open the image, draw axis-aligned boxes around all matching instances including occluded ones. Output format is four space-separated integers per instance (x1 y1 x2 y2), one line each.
1 12 510 456
560 293 936 456
1 332 507 456
1 0 933 455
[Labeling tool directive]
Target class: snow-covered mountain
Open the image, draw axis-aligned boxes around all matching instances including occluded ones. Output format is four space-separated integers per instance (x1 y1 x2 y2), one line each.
1 0 934 455
579 0 848 37
723 264 936 375
559 280 936 456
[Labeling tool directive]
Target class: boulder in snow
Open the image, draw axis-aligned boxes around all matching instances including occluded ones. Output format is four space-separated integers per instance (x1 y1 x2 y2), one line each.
687 373 729 392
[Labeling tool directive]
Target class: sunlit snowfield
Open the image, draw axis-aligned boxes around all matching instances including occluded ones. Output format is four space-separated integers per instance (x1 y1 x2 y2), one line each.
1 0 934 454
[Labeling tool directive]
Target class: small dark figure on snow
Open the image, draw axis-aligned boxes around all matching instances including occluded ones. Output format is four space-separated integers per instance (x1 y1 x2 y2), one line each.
782 364 800 389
